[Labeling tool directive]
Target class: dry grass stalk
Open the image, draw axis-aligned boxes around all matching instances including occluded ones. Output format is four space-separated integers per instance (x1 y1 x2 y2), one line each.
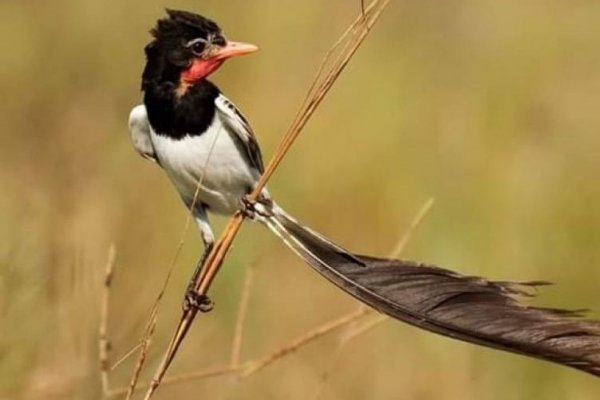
312 198 436 398
106 259 258 398
108 264 367 395
230 264 255 370
105 296 367 397
107 306 364 396
141 2 391 398
389 197 435 258
252 0 390 197
240 307 369 378
108 366 239 397
99 244 116 398
125 311 158 400
110 343 143 372
292 0 383 142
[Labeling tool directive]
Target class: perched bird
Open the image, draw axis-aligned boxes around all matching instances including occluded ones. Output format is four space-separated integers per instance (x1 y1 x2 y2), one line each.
129 9 600 377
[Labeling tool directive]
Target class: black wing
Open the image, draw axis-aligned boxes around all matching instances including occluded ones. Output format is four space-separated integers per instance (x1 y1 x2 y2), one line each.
215 95 265 174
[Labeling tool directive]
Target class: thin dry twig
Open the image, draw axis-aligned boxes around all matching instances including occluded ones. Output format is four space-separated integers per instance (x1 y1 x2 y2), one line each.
99 244 116 398
110 343 143 372
125 312 158 400
107 256 259 398
142 2 391 398
313 198 436 399
106 307 366 397
240 307 368 378
107 306 366 397
108 365 239 397
108 262 366 395
389 197 435 258
255 0 388 196
296 0 382 125
230 264 255 370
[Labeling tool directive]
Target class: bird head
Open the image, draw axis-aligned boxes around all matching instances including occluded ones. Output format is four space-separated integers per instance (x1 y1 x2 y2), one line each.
141 9 258 91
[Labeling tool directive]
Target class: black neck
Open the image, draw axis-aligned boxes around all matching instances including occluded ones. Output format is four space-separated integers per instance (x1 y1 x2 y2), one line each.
143 79 221 139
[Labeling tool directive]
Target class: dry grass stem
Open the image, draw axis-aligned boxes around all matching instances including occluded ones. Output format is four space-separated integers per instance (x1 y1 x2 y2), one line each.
253 0 390 197
110 343 144 372
240 307 368 378
313 197 436 397
297 0 382 124
115 306 365 397
105 305 367 398
389 197 435 258
99 244 116 398
106 259 257 397
108 366 239 397
230 264 255 369
125 311 158 400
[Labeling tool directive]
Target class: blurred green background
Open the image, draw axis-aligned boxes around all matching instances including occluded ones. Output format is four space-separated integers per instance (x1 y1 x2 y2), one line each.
1 0 599 399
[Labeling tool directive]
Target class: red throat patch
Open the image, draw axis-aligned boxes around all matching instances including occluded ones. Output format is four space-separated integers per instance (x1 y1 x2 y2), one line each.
181 58 224 84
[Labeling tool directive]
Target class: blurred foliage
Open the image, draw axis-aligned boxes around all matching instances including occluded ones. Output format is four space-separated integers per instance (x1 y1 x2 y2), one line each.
1 0 599 399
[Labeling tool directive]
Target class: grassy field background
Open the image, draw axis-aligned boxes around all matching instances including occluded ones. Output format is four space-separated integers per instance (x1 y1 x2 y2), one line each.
1 0 600 399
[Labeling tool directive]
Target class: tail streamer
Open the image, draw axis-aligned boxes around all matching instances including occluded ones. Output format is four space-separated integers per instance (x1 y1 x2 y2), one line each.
258 203 600 377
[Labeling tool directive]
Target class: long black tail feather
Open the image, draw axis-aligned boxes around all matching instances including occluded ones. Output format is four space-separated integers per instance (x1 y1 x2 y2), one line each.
261 205 600 377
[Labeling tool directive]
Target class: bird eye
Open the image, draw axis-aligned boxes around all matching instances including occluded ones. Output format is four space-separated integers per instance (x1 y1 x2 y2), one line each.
191 41 206 56
186 38 207 56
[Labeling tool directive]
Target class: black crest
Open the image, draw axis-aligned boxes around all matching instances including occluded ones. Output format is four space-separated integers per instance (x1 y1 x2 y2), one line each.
142 9 222 89
150 9 221 49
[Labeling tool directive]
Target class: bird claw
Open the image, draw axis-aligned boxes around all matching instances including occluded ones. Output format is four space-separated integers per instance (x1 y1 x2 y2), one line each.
240 195 272 220
183 289 214 313
240 195 257 219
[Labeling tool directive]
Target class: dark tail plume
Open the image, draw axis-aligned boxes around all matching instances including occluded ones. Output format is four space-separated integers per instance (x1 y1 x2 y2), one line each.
260 204 600 377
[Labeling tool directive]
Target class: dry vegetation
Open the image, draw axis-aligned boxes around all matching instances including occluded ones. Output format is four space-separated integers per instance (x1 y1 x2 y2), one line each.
1 1 600 399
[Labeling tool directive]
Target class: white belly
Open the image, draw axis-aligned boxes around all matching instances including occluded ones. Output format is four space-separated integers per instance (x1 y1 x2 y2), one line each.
150 116 258 215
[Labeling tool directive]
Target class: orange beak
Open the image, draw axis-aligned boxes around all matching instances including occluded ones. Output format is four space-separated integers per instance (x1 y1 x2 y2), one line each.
181 41 259 83
212 41 259 60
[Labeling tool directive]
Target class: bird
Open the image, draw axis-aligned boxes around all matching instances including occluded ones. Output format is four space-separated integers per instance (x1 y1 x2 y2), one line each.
129 9 600 378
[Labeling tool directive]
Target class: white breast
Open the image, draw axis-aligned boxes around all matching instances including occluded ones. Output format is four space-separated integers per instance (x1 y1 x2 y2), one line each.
150 115 258 215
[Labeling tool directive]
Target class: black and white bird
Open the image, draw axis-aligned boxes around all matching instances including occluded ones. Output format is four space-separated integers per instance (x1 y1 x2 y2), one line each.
129 9 600 377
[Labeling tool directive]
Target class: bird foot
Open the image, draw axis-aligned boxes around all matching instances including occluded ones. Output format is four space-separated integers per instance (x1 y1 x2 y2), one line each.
240 196 257 219
240 195 272 220
183 289 214 313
